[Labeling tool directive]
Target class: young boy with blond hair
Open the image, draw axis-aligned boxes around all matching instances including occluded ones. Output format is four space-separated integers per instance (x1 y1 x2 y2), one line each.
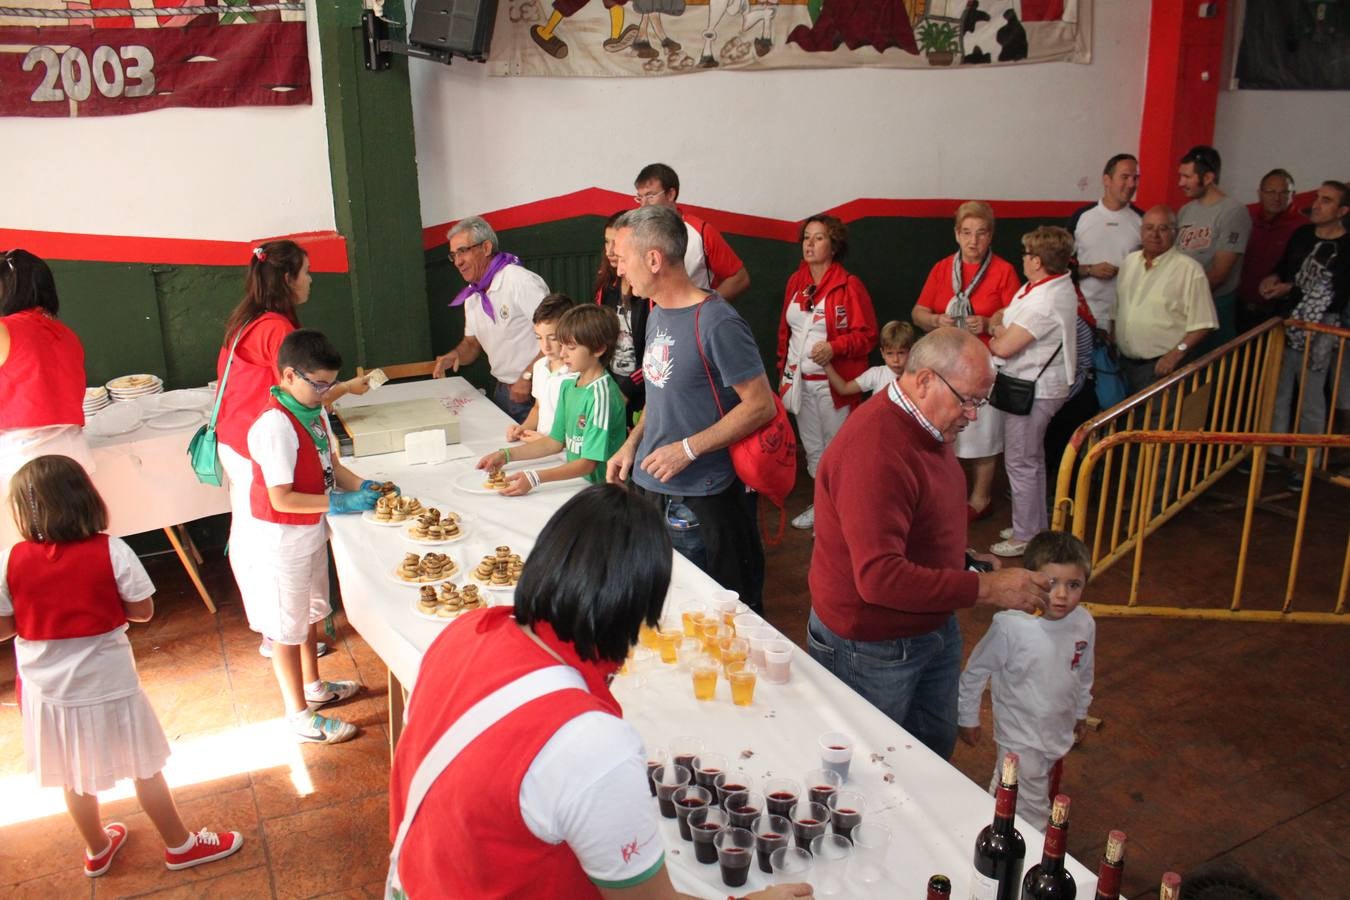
957 530 1096 828
824 319 916 397
506 293 577 442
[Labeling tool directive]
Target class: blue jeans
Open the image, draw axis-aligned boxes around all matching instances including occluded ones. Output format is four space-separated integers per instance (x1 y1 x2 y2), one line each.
806 610 963 760
492 380 533 424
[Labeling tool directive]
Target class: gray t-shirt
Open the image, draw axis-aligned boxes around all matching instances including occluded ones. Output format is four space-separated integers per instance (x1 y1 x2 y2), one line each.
1176 195 1251 297
635 296 765 496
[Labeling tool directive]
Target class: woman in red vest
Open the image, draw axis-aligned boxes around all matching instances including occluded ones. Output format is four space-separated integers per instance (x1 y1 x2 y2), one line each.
775 215 878 532
388 484 811 900
0 250 91 550
214 241 367 656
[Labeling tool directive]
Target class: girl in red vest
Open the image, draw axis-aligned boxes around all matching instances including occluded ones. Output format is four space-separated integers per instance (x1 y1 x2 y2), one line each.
0 455 243 877
0 250 92 550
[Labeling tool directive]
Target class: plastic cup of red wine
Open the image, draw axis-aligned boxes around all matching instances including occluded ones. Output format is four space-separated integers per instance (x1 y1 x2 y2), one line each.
724 790 764 830
829 789 866 841
693 752 728 793
752 814 790 874
804 767 843 806
818 731 853 782
645 748 668 797
770 845 813 878
652 764 690 819
669 736 703 790
714 771 754 809
688 805 729 865
763 777 800 818
789 800 829 851
714 826 755 888
672 785 711 842
809 833 854 895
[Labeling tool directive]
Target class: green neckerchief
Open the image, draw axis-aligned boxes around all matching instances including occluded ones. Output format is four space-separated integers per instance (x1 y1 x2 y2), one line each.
270 386 329 453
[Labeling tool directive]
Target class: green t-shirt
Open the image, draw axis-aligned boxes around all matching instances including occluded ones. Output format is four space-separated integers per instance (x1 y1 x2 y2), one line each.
549 371 628 484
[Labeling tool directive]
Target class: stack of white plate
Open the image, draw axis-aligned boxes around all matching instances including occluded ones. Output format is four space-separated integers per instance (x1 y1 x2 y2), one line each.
83 386 110 417
106 374 163 402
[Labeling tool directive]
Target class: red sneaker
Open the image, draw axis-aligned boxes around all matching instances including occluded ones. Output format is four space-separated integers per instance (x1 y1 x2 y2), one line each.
84 823 128 877
164 829 244 871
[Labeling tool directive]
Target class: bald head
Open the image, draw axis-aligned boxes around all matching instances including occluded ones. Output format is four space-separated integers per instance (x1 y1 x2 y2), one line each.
900 327 996 443
1141 204 1177 259
906 327 993 380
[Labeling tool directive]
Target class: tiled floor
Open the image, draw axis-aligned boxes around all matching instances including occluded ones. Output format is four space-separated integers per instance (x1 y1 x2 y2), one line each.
2 464 1347 898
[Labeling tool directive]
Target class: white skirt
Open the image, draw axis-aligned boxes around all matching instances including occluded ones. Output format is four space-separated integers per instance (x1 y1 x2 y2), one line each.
955 404 1004 459
23 688 171 795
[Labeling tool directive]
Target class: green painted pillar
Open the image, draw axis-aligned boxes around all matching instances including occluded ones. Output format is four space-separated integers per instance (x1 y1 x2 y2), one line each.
314 0 430 368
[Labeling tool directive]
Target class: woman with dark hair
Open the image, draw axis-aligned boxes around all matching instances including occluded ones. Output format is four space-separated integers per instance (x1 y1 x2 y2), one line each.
388 484 811 900
775 214 877 531
596 210 649 424
0 249 91 548
214 240 368 656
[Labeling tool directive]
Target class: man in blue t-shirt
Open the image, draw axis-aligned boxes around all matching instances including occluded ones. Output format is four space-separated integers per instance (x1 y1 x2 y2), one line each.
606 205 775 611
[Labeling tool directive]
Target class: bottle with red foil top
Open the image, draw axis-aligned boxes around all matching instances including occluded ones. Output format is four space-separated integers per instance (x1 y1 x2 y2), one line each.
1159 872 1181 900
1022 794 1076 898
1092 831 1127 900
969 752 1026 900
927 874 952 898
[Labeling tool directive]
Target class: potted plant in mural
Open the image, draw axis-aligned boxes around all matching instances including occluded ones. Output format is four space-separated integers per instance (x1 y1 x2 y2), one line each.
916 19 959 66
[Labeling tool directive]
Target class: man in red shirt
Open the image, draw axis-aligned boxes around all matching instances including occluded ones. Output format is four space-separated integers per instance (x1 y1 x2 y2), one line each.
1237 168 1308 334
806 328 1049 760
633 163 750 302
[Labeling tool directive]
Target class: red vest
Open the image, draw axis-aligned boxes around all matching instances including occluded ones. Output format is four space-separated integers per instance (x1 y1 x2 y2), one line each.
248 399 326 525
214 313 296 456
389 609 620 899
0 309 86 430
6 535 126 640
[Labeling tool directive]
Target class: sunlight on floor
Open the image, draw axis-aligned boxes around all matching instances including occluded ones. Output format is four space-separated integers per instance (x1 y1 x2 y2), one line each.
0 719 313 827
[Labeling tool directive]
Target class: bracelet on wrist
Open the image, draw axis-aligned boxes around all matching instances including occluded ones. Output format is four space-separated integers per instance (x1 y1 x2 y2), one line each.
525 469 541 489
681 438 698 461
500 447 511 464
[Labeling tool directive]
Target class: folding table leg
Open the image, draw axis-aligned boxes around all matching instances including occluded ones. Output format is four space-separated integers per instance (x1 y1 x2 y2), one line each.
176 524 205 564
163 525 217 613
388 668 407 762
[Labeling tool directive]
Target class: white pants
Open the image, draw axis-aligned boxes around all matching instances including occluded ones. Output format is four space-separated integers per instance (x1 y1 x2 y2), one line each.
1003 396 1067 542
795 380 849 479
989 743 1061 833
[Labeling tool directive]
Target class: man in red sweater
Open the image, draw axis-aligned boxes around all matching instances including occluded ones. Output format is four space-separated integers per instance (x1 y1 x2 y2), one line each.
807 328 1050 760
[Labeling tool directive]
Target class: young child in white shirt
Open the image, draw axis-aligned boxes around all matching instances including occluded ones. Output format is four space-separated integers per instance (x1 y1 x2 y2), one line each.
824 319 915 397
957 530 1096 830
506 294 578 442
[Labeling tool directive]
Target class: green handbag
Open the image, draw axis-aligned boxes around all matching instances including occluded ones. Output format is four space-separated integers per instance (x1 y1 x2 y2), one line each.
187 322 249 487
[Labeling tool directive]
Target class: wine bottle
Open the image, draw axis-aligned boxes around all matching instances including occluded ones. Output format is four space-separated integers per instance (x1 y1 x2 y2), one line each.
1159 872 1181 900
1092 830 1127 900
969 752 1026 900
927 874 952 898
1022 794 1076 899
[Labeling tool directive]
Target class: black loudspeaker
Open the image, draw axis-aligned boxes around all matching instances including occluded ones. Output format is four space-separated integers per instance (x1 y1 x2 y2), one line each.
409 0 499 61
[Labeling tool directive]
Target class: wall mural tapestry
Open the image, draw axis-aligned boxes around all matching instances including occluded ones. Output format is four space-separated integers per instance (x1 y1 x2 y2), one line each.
489 0 1089 76
0 1 311 117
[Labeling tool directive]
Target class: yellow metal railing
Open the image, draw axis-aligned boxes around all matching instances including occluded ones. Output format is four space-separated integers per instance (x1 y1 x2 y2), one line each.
1051 318 1350 623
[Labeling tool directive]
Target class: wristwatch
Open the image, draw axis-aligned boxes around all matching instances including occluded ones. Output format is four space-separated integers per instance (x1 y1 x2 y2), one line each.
1176 342 1189 353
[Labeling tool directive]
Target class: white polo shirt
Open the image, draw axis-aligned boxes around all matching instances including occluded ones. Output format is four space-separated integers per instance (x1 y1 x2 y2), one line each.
1070 201 1142 327
462 264 548 384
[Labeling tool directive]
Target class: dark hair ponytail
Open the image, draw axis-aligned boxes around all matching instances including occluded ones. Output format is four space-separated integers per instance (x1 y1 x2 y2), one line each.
223 240 307 345
1 249 61 317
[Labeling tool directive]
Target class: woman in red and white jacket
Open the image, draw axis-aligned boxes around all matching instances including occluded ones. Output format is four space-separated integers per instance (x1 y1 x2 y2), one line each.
0 249 91 550
775 215 878 531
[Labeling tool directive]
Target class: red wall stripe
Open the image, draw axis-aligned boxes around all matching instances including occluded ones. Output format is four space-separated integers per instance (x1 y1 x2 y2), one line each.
0 229 350 273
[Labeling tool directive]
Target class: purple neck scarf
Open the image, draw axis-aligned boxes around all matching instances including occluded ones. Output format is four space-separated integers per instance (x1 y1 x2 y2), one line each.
450 252 520 320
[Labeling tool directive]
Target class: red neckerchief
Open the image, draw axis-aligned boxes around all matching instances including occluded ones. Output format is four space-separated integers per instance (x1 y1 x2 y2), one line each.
1015 272 1068 299
475 607 623 716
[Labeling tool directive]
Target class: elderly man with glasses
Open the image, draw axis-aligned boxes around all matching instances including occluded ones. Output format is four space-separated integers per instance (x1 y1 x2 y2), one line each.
433 216 549 423
806 327 1049 761
1237 168 1309 334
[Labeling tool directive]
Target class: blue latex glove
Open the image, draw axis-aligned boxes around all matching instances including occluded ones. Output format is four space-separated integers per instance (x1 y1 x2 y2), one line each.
359 479 398 496
328 488 380 515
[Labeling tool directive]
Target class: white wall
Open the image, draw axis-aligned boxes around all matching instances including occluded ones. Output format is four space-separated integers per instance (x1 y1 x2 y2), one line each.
1213 89 1350 199
410 1 1150 225
0 8 334 242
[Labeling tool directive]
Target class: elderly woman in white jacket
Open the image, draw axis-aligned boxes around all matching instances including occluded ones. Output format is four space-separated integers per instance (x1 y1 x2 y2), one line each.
987 226 1078 557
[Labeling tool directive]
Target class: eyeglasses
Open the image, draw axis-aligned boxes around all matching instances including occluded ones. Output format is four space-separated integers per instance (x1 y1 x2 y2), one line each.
448 241 485 261
634 190 666 204
932 369 988 412
1141 224 1175 234
1259 189 1294 197
296 370 336 396
957 229 992 240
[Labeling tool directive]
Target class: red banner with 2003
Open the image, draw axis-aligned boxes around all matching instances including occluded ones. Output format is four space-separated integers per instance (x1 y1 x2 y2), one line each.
0 22 310 117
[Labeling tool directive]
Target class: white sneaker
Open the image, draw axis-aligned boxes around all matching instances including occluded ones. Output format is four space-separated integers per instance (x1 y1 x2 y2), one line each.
791 506 815 530
305 679 361 711
990 539 1028 558
999 527 1015 541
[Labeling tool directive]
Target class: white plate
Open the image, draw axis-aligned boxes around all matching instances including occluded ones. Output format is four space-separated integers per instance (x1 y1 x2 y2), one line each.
86 406 143 436
147 410 204 430
470 575 517 593
107 374 162 391
404 523 469 545
389 563 461 587
160 389 215 411
453 469 511 496
411 596 488 623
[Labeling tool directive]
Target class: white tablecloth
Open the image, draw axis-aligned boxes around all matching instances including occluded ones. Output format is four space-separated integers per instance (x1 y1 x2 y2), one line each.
327 379 1096 899
85 391 230 537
